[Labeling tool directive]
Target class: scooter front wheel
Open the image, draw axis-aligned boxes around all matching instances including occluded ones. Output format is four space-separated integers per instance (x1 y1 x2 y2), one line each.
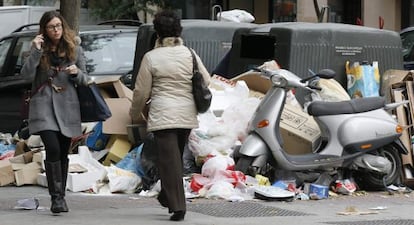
235 156 258 177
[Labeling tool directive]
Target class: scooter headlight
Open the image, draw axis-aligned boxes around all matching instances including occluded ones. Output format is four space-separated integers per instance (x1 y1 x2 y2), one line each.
270 75 287 87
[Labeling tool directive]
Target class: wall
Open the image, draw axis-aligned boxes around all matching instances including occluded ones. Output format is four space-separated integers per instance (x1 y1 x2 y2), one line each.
363 0 401 31
254 0 268 24
297 0 325 22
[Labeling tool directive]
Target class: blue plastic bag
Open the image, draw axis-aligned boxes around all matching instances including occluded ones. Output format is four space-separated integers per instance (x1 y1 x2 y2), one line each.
115 144 145 177
85 122 109 151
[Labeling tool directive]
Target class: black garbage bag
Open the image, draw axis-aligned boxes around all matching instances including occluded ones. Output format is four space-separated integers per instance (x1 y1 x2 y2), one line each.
140 133 159 191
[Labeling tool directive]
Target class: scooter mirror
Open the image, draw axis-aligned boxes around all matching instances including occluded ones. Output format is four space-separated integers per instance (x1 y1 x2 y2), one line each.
317 69 336 79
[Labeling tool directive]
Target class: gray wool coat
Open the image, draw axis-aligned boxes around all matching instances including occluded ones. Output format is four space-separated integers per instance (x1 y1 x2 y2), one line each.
21 46 89 138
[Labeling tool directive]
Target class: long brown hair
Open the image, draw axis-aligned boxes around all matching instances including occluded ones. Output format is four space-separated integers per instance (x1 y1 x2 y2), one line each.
38 10 77 70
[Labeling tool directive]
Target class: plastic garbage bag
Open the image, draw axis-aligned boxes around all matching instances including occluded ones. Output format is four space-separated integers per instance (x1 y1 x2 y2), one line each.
14 198 39 210
219 9 255 23
204 180 236 199
201 155 234 177
115 144 145 177
346 61 380 98
106 165 141 193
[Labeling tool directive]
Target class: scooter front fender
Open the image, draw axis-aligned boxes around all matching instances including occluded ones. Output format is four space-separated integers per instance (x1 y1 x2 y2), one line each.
239 133 269 157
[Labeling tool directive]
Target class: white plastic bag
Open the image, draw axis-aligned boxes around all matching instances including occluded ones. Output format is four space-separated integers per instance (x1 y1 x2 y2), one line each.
106 165 141 193
219 9 255 23
205 181 236 199
201 155 233 177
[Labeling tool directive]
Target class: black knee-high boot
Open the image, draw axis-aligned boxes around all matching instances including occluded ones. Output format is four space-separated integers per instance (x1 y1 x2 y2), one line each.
45 160 65 213
60 158 69 212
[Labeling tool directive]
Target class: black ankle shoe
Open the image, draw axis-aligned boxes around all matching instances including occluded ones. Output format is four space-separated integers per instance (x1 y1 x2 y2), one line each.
170 210 185 221
157 195 168 208
59 197 69 212
50 197 64 214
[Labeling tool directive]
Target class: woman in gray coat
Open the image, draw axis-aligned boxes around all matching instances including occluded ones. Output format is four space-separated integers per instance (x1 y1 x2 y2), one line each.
21 11 89 214
130 10 210 221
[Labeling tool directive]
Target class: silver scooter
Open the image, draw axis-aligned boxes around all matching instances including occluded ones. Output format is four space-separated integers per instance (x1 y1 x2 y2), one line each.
234 68 408 190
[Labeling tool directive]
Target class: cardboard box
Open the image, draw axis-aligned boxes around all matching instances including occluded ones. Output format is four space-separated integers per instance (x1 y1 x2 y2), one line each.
0 160 15 186
381 69 414 102
13 141 30 157
9 149 41 164
103 135 131 166
103 98 131 135
9 151 33 164
95 77 133 101
32 151 44 164
14 162 41 186
280 104 321 154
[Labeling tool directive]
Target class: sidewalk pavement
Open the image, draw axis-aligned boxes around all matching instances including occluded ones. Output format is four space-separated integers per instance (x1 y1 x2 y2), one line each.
1 186 414 225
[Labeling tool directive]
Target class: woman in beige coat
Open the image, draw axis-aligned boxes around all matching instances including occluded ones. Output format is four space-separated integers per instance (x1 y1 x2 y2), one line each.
129 10 210 221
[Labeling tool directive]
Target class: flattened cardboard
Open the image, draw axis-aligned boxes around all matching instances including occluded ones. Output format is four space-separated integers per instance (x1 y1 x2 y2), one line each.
231 71 272 94
103 98 131 135
393 89 413 166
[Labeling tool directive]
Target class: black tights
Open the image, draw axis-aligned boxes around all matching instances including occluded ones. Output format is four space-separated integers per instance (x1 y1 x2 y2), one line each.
39 130 71 162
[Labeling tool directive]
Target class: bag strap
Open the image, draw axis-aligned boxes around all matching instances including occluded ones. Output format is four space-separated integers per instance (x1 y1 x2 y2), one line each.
26 67 60 102
187 47 199 74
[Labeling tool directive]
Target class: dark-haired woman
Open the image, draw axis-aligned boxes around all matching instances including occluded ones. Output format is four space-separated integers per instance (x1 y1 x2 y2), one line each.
130 10 210 221
21 10 89 214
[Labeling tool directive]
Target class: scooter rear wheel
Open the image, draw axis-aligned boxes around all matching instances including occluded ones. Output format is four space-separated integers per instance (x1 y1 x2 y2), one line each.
356 143 402 190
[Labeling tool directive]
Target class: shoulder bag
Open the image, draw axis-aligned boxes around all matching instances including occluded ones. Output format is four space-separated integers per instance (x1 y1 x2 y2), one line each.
77 82 112 122
188 47 212 113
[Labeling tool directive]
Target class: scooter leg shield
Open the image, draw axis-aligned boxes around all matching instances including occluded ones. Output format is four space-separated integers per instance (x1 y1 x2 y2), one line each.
239 134 269 157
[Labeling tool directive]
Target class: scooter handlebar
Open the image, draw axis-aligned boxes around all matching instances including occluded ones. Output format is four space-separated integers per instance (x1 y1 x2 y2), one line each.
252 67 323 92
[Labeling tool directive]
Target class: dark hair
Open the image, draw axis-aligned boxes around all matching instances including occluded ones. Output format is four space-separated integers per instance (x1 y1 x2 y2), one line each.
153 10 182 40
39 10 76 69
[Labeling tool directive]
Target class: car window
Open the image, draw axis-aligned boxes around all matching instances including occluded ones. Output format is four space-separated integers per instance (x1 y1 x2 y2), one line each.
80 31 136 75
14 36 33 75
0 38 13 76
401 31 414 61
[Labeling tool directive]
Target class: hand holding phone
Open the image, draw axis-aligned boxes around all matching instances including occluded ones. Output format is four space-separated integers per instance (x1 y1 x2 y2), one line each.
33 34 44 50
65 64 78 76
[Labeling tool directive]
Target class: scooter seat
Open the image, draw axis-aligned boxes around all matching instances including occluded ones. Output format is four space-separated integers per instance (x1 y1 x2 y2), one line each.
307 96 385 116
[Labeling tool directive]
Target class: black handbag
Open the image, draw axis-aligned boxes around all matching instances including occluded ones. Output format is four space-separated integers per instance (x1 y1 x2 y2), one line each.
77 82 112 122
188 47 212 113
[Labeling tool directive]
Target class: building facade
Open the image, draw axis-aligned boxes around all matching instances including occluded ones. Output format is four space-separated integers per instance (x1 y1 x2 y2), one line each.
180 0 413 31
2 0 413 31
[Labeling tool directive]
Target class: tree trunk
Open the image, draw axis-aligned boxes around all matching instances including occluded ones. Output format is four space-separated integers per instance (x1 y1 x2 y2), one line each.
60 0 81 34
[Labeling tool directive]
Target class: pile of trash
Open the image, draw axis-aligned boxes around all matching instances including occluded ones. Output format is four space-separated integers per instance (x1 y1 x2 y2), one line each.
1 62 411 203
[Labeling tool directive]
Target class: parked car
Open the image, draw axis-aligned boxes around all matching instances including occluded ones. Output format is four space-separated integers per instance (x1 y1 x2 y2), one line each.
0 22 139 134
401 26 414 70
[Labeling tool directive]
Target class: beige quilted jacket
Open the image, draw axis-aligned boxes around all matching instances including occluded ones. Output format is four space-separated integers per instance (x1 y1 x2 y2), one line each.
130 37 211 132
